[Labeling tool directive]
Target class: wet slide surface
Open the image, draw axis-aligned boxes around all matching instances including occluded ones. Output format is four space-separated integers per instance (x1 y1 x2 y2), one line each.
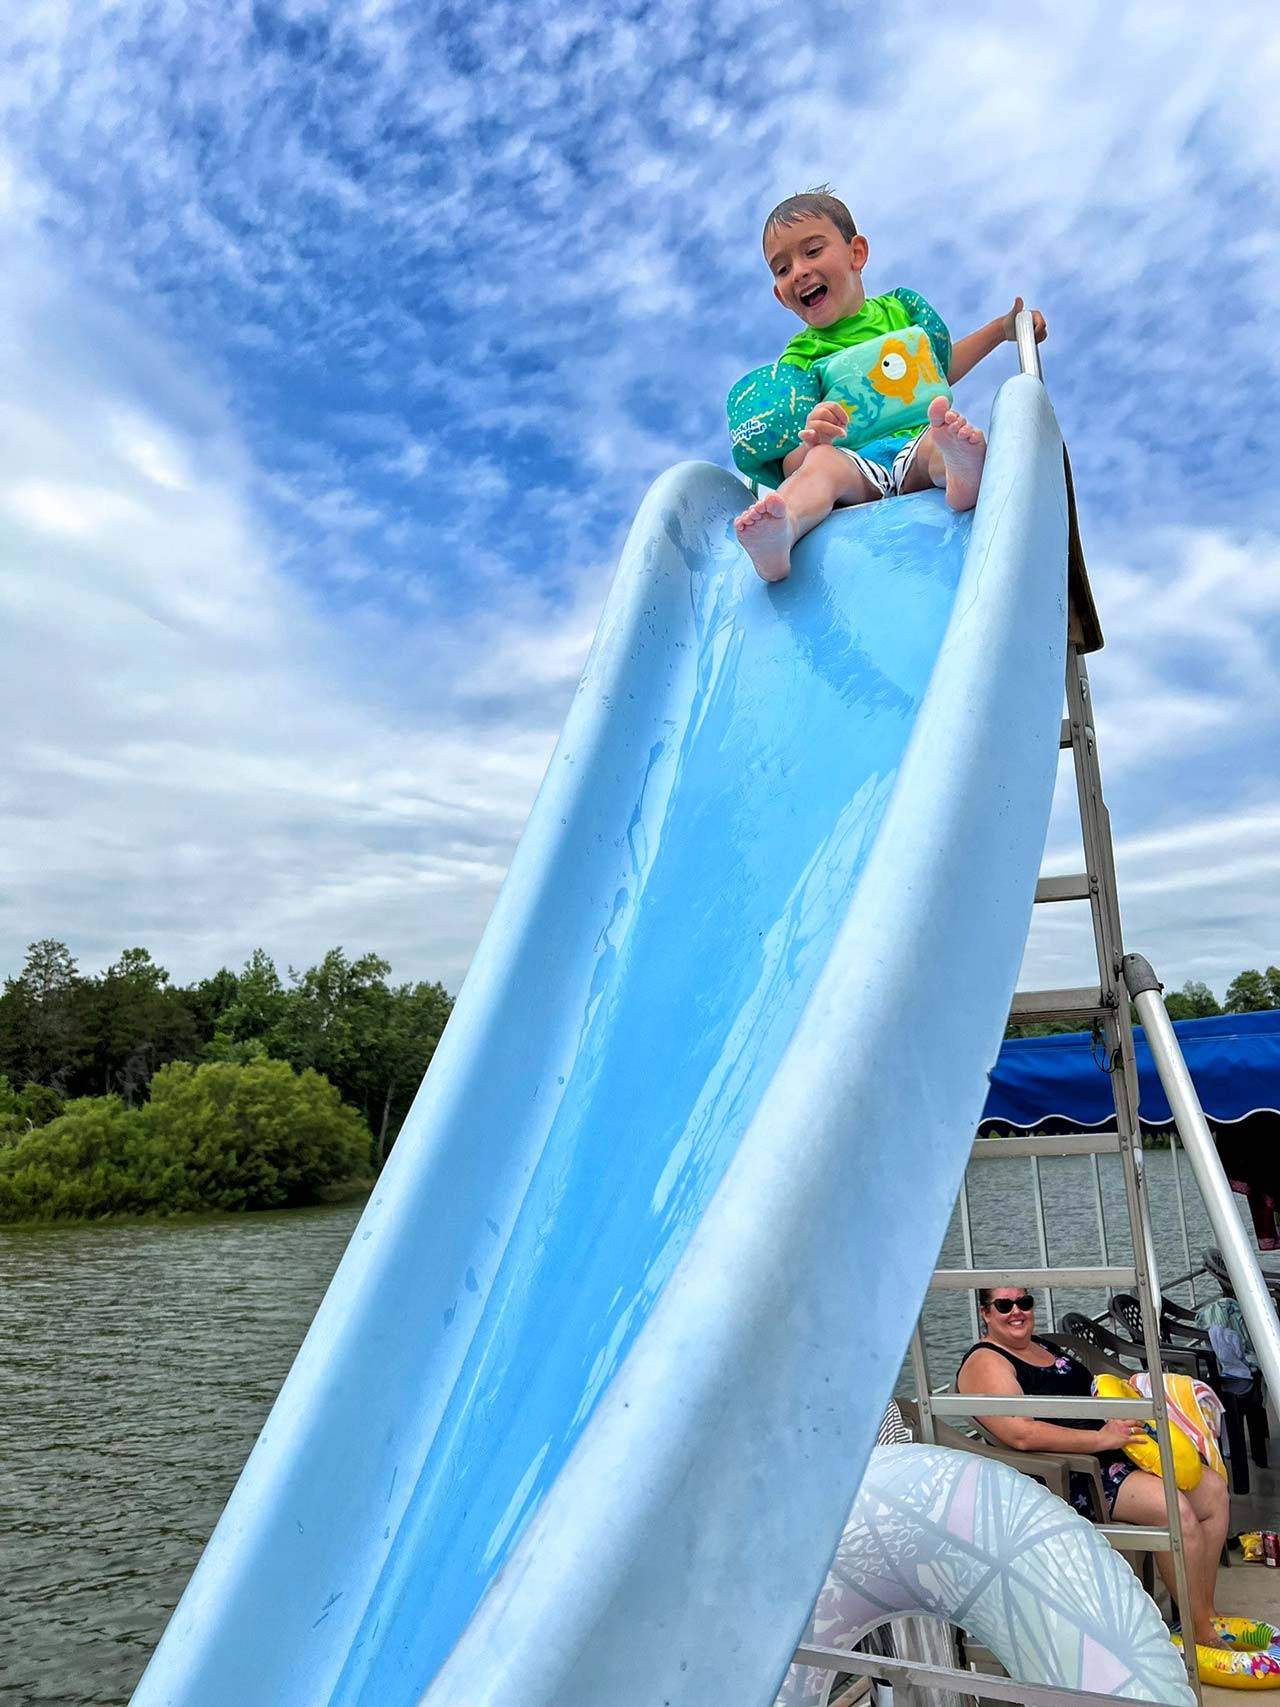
133 376 1068 1707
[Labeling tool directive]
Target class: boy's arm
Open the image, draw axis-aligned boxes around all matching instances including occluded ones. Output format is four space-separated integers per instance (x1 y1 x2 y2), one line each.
948 296 1047 384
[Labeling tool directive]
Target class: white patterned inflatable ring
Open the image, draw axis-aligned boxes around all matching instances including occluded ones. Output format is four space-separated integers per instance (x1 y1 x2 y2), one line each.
779 1444 1195 1706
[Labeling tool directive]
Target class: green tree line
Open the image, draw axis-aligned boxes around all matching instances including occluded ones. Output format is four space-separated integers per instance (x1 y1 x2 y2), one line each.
1007 965 1280 1038
1162 968 1280 1019
0 939 452 1165
0 1059 371 1222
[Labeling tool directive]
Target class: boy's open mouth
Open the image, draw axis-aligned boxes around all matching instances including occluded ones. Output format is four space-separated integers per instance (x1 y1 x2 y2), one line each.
799 282 828 310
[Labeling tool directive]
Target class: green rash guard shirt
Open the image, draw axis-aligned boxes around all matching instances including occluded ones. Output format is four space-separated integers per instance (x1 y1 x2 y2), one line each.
779 288 953 443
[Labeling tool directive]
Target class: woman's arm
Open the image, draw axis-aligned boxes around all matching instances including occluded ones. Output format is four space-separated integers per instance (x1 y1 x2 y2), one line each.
957 1348 1127 1454
947 298 1047 385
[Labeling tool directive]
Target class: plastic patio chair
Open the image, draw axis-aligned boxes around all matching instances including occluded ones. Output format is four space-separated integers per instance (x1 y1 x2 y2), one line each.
1203 1246 1280 1310
1158 1295 1201 1331
1058 1310 1146 1371
1109 1294 1218 1384
896 1398 1110 1519
1110 1292 1268 1495
896 1397 1156 1596
1043 1328 1131 1381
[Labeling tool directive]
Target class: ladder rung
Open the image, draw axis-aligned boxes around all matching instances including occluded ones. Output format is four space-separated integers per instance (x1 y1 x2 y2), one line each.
1096 1524 1172 1551
931 1265 1135 1290
1059 717 1073 748
794 1644 1141 1707
972 1131 1121 1159
1034 873 1092 903
794 1643 1132 1707
1009 986 1109 1023
930 1394 1152 1419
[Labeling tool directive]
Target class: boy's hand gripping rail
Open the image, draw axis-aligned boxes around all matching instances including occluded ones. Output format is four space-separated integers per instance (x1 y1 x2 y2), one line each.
1123 952 1280 1405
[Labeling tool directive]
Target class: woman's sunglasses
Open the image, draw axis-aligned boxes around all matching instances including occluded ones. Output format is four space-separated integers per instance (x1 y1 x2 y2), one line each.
990 1294 1035 1314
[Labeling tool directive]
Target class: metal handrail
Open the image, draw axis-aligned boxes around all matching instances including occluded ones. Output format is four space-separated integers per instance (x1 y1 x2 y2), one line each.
1124 953 1280 1405
1015 307 1044 380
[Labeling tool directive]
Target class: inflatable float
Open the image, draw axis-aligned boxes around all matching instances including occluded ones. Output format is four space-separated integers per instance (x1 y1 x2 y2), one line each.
1173 1619 1280 1689
778 1443 1196 1706
1094 1373 1203 1489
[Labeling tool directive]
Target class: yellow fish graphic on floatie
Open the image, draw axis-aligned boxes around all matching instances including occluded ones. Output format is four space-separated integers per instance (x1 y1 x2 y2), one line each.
868 331 942 405
821 325 948 439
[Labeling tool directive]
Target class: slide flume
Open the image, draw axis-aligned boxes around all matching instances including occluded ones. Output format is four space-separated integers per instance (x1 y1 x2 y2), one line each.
132 374 1069 1707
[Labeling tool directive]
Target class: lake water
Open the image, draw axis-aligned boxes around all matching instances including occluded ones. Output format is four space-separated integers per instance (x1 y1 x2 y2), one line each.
0 1152 1239 1705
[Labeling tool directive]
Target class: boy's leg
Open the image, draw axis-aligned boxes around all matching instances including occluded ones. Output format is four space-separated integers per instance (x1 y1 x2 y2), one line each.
897 397 986 512
734 446 881 583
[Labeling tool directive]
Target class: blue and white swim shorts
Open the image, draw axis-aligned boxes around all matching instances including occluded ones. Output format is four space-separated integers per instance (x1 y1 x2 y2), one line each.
837 429 927 499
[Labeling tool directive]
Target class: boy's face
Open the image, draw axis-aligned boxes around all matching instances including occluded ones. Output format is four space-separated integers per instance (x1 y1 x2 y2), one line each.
765 215 870 328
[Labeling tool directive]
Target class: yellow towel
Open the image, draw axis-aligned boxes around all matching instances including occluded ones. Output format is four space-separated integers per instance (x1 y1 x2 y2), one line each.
1132 1371 1227 1481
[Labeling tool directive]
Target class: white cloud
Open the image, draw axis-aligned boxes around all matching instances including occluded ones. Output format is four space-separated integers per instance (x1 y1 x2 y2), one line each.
0 240 601 988
1 0 1278 1008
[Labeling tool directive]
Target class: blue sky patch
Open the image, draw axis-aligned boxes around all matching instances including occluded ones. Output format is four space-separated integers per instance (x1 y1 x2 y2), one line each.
0 1 1276 996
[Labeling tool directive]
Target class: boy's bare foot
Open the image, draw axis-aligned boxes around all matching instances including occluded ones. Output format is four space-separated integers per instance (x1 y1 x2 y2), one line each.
925 395 986 512
734 491 795 582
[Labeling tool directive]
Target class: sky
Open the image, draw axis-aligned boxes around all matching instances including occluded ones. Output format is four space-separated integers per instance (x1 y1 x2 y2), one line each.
0 1 1277 1000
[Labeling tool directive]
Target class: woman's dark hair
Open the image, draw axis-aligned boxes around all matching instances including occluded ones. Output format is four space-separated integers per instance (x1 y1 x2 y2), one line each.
977 1286 1027 1307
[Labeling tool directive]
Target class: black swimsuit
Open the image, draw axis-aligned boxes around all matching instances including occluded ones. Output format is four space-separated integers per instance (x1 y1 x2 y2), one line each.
958 1337 1137 1517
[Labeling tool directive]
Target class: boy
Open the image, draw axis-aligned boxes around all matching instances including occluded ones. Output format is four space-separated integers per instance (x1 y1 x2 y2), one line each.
733 187 1047 582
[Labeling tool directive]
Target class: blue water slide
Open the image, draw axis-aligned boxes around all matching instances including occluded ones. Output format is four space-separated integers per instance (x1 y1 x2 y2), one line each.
132 373 1069 1707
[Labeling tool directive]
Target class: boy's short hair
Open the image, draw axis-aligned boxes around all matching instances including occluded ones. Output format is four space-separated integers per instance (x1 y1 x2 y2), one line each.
762 186 857 248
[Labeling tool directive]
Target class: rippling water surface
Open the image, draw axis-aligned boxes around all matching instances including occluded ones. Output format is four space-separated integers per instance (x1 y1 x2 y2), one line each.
1 1203 363 1705
1 1154 1229 1705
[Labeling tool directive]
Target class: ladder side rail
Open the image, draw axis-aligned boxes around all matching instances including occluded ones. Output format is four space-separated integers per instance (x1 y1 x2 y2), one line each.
1068 654 1164 1307
1067 654 1200 1702
1109 1004 1199 1661
1063 652 1121 1036
1066 655 1123 969
1126 955 1280 1403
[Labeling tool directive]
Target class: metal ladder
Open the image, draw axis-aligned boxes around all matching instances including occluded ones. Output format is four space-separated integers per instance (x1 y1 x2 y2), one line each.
799 316 1280 1707
894 316 1201 1704
905 612 1202 1704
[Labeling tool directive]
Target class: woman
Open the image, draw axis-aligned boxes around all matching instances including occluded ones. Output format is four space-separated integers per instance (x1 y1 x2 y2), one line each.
957 1283 1229 1651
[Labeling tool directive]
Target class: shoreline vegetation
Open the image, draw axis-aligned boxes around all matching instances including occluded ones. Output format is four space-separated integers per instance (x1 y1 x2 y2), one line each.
1003 969 1280 1039
0 940 451 1226
3 943 1276 1228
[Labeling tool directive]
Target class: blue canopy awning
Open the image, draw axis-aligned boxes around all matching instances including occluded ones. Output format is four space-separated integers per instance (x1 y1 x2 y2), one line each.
981 1008 1280 1130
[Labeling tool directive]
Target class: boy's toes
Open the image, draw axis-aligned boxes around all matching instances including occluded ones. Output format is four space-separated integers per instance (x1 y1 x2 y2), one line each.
927 395 948 428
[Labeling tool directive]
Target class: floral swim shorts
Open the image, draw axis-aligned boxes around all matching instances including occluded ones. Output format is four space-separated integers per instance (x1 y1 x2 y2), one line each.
1069 1454 1138 1519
